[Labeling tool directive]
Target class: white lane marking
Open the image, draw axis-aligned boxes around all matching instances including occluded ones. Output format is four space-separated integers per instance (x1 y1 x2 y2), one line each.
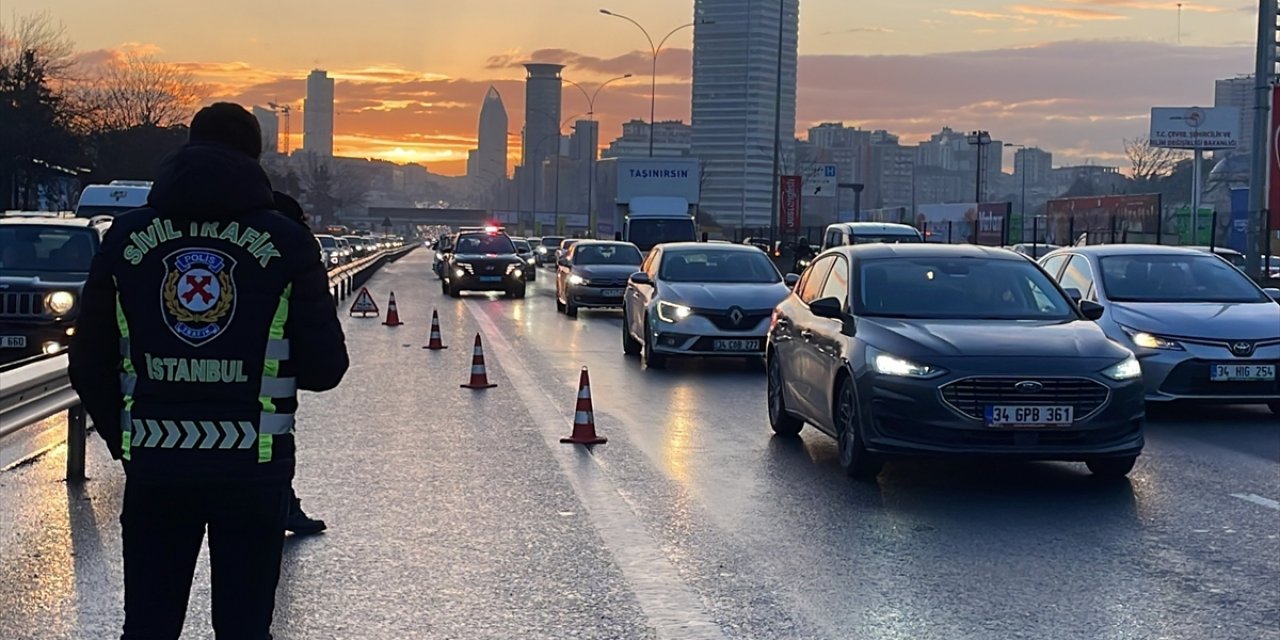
466 300 729 640
1230 493 1280 511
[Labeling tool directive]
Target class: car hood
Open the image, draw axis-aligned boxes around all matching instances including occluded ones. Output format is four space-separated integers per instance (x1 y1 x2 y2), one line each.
454 253 522 262
1108 302 1280 340
862 317 1129 360
0 273 87 286
660 281 790 310
576 264 641 280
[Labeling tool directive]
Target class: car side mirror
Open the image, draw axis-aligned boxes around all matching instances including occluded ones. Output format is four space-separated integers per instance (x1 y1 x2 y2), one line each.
809 296 844 320
1078 300 1105 321
1264 287 1280 302
629 271 652 286
1063 287 1083 304
784 273 801 287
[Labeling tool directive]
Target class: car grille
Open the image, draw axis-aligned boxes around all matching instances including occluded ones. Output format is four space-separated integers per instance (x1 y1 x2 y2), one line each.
585 278 628 288
940 377 1111 421
1160 359 1280 397
1 292 42 317
696 308 773 331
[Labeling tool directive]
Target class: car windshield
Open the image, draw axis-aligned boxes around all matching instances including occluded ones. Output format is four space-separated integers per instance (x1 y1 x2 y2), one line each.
317 236 337 248
574 244 643 266
857 257 1076 320
1100 254 1269 303
454 233 515 254
629 218 696 251
541 236 565 249
659 249 781 283
852 233 922 244
0 225 99 273
512 239 531 252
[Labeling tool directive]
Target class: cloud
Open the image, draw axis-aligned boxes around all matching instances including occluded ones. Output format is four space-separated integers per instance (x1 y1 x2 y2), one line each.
948 9 1038 23
1063 0 1227 11
1011 5 1129 19
486 47 692 80
820 27 896 35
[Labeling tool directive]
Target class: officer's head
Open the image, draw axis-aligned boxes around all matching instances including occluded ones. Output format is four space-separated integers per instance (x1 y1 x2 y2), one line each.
189 102 262 160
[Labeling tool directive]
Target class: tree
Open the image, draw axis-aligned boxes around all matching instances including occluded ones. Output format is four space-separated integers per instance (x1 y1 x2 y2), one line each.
0 49 82 209
0 11 75 80
298 155 369 225
76 51 203 133
1124 136 1181 184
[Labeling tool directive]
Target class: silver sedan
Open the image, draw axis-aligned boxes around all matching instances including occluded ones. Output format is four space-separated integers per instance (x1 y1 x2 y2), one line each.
1039 244 1280 413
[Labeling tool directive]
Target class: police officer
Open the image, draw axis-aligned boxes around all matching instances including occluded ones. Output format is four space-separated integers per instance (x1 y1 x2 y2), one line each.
69 102 348 639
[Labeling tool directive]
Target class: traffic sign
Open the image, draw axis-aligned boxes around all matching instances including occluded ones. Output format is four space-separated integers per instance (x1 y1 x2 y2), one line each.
804 164 838 197
349 287 380 317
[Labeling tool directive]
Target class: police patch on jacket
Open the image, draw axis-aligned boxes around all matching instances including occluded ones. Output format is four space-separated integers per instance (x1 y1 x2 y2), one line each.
162 248 237 346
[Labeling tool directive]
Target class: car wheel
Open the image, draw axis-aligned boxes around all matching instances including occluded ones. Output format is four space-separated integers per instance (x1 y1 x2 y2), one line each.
565 299 578 317
1086 456 1137 479
448 282 462 299
622 311 642 356
528 270 537 282
511 284 527 299
767 353 804 436
441 278 449 295
642 315 667 369
555 289 566 313
836 378 881 481
1269 400 1280 416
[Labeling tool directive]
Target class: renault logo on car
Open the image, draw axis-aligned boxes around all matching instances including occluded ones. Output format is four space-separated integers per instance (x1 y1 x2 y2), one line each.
1014 380 1044 393
1231 341 1254 356
728 307 744 326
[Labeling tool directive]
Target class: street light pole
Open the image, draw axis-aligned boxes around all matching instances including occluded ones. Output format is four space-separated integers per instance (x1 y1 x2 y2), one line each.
563 74 632 237
601 9 705 157
1005 143 1028 239
967 131 992 203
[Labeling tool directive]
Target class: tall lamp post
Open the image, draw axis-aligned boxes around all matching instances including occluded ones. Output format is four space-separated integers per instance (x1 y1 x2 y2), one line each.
839 182 863 222
966 130 992 204
563 74 632 236
1005 143 1027 242
600 9 708 157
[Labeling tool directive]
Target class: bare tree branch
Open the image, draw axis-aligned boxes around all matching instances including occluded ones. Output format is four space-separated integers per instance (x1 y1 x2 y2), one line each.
0 11 75 80
1124 136 1182 182
74 51 204 133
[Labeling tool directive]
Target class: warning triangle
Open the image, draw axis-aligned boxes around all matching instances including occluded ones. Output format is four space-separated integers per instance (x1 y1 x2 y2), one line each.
349 287 381 317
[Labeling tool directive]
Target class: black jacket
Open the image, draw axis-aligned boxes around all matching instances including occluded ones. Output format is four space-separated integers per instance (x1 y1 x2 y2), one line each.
68 143 348 483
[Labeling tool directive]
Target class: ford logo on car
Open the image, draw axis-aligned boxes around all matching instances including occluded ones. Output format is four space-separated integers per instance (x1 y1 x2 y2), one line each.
1014 380 1044 393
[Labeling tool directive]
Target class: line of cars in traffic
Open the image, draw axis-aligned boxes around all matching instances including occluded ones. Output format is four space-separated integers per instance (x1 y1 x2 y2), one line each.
426 222 1278 481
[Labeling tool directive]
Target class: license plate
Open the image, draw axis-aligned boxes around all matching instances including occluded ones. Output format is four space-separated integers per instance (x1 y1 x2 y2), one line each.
601 289 624 297
0 336 26 348
1209 363 1276 381
713 339 760 352
984 405 1074 427
478 276 502 283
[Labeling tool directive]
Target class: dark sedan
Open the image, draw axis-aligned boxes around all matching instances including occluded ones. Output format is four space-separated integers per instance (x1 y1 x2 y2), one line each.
511 237 538 282
440 231 527 298
537 235 565 266
555 241 643 316
767 244 1146 481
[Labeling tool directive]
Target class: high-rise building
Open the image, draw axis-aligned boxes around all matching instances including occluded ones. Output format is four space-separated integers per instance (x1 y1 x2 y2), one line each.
1013 147 1053 186
520 63 564 212
252 105 279 155
475 86 509 185
868 143 915 210
1214 76 1253 158
692 0 799 229
303 69 334 156
602 120 693 158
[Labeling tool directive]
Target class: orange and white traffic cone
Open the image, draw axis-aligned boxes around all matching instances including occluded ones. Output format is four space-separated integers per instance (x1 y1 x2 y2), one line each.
561 367 606 445
460 333 497 389
423 310 448 350
382 291 403 326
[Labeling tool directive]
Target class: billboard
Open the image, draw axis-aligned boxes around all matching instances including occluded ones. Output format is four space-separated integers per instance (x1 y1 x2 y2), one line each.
1150 106 1240 150
609 157 701 204
803 164 839 197
976 202 1010 246
779 175 802 232
1043 194 1161 245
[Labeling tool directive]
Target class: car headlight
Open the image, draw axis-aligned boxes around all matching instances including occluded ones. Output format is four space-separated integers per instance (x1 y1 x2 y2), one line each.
506 264 521 276
1121 326 1183 351
867 347 944 379
455 269 466 278
1101 354 1143 381
657 301 692 323
526 257 536 265
797 258 811 268
46 291 75 315
568 274 588 286
537 247 548 254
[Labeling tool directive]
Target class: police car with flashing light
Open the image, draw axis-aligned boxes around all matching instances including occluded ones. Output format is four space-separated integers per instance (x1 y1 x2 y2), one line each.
440 227 528 298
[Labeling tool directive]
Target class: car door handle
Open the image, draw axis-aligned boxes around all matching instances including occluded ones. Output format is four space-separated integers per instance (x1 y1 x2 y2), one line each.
800 330 814 341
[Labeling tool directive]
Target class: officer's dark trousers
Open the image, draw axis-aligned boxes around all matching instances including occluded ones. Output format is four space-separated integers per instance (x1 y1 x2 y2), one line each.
120 478 290 640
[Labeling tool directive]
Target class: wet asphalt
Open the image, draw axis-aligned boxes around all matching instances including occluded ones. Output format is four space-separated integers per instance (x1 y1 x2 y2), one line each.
0 249 1277 639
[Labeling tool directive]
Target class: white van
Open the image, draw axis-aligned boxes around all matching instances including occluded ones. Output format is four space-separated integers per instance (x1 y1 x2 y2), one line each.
74 180 153 218
820 222 924 251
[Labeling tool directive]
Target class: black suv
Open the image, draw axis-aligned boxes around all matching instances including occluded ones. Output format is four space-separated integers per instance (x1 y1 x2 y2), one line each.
440 230 527 298
0 213 112 364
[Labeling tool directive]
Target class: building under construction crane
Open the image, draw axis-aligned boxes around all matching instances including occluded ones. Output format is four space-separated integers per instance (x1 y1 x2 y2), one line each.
267 101 293 155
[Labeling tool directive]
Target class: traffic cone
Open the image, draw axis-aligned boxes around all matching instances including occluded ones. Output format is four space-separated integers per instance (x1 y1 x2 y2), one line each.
423 310 448 350
382 292 403 326
460 333 497 389
561 367 607 445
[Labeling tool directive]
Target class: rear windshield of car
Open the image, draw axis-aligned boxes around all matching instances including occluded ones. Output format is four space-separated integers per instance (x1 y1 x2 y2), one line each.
857 257 1076 320
542 236 565 247
0 225 99 273
852 232 922 244
316 236 337 248
454 233 515 254
574 244 642 266
659 249 781 284
1100 254 1268 303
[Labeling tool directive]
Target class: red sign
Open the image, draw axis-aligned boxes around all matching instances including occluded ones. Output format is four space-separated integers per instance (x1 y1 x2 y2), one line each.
1269 85 1280 229
975 202 1010 245
779 175 802 232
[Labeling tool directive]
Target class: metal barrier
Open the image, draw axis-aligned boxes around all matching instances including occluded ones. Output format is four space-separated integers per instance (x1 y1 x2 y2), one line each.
0 245 416 480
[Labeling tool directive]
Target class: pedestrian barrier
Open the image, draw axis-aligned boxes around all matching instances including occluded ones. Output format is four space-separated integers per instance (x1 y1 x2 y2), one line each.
424 310 448 350
460 333 497 389
561 367 606 445
0 244 417 481
382 292 403 326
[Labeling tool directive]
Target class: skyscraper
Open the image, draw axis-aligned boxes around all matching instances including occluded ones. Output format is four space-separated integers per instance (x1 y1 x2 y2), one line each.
304 69 334 156
474 86 509 188
1215 76 1253 158
521 63 564 211
251 105 279 155
692 0 799 229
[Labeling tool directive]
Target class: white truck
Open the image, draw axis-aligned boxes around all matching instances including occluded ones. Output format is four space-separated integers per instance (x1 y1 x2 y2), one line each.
596 157 700 252
74 180 153 217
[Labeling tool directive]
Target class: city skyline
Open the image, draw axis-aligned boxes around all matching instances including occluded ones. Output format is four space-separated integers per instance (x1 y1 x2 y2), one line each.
8 0 1257 174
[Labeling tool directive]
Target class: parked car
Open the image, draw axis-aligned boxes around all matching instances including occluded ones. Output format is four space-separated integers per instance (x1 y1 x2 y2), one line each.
1008 243 1061 259
820 222 924 251
555 240 643 317
1039 245 1280 414
0 213 113 363
768 243 1146 480
623 242 799 368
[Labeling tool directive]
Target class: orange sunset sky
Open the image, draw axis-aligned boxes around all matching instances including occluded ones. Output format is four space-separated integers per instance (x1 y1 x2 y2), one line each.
11 0 1260 176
